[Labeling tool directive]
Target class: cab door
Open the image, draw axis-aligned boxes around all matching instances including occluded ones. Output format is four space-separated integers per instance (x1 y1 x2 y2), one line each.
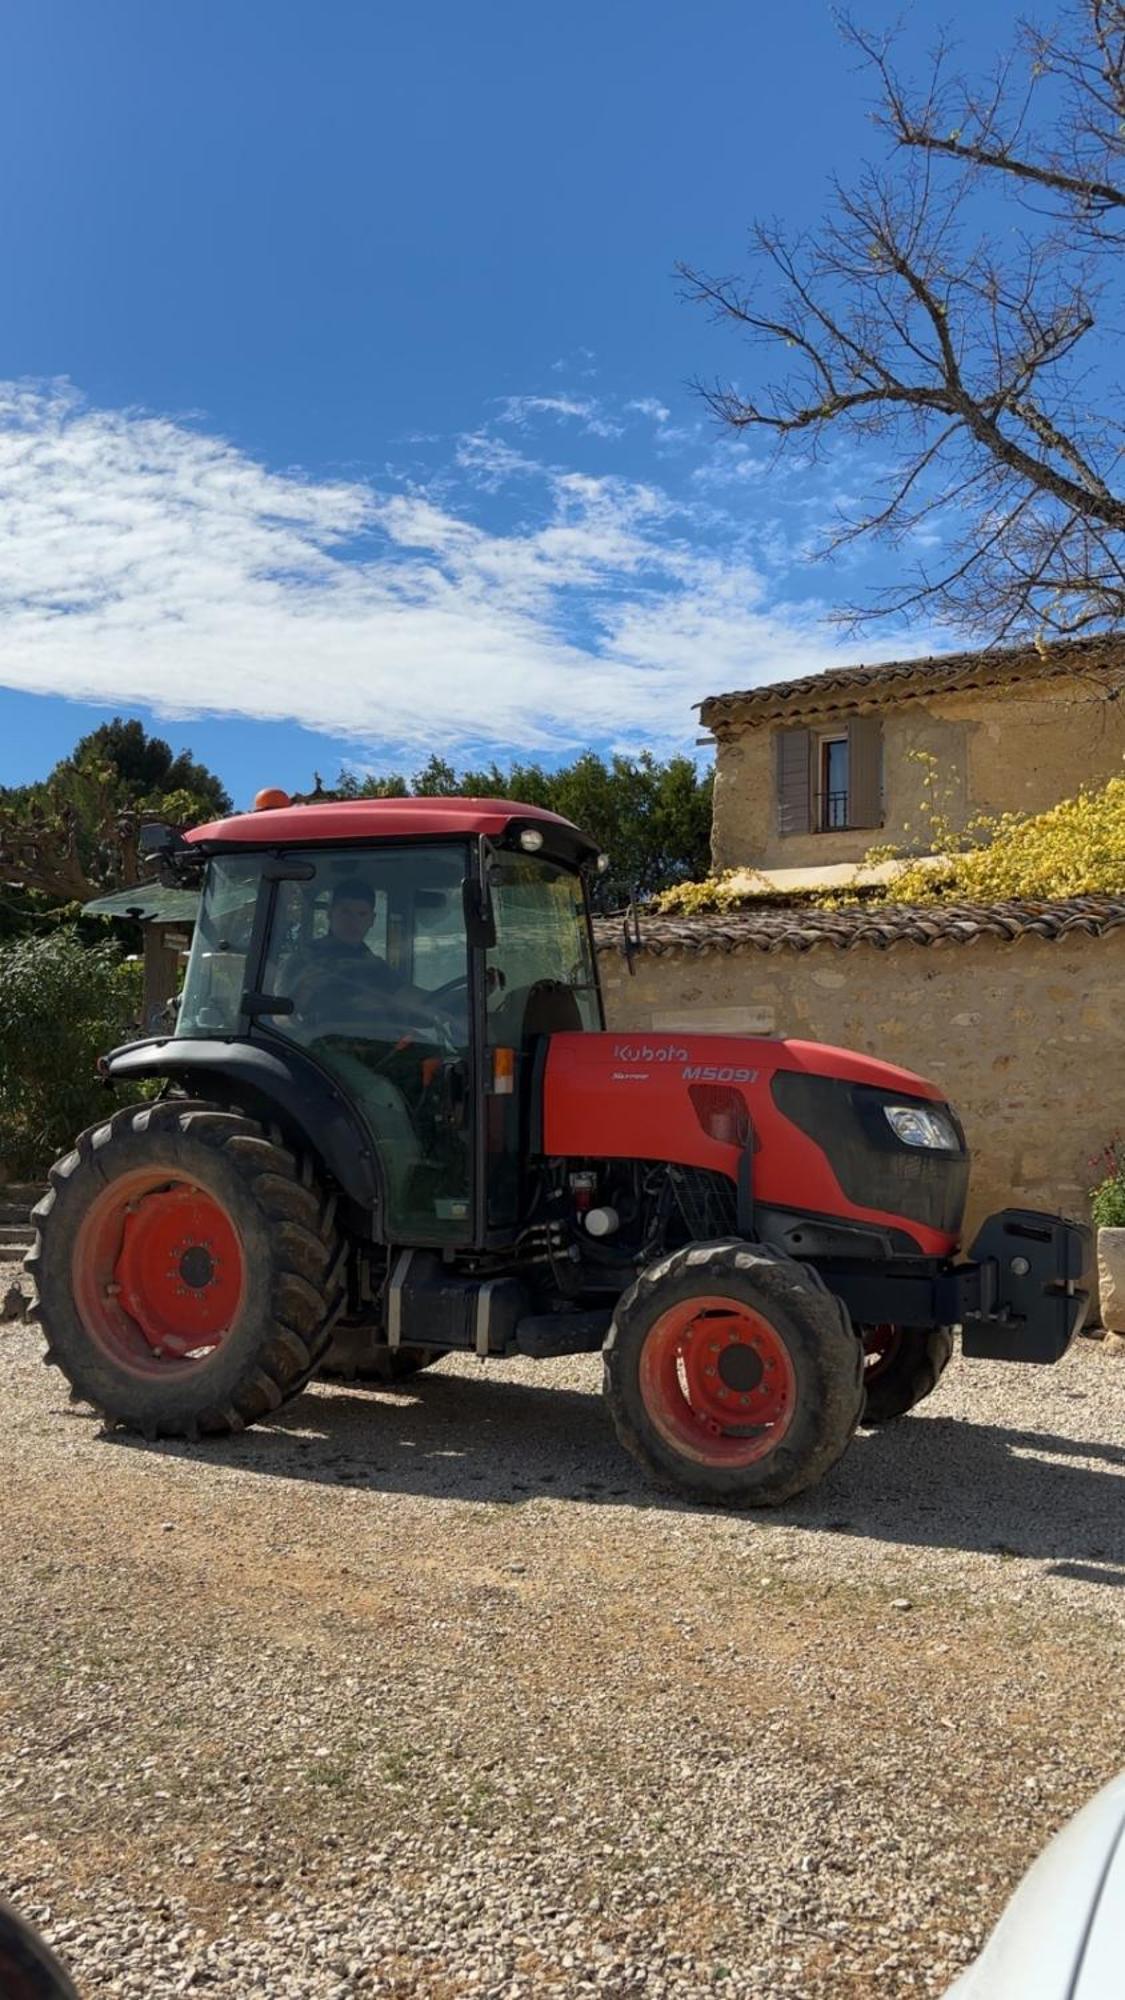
479 853 602 1236
261 842 476 1246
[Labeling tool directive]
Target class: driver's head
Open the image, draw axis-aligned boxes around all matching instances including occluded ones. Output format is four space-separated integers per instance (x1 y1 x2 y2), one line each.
328 879 375 946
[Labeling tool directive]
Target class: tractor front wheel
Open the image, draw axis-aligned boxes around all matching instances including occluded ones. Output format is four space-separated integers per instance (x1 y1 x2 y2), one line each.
26 1101 344 1438
858 1324 955 1426
603 1240 864 1507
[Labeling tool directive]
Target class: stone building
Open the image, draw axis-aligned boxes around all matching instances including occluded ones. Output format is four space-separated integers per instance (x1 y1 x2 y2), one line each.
700 634 1125 875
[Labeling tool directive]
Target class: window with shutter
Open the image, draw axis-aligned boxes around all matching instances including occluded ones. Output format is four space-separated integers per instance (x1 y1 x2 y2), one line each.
847 715 883 829
775 728 812 836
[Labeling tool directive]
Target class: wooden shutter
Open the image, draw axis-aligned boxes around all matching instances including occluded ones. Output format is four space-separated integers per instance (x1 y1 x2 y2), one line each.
847 715 883 829
775 728 812 836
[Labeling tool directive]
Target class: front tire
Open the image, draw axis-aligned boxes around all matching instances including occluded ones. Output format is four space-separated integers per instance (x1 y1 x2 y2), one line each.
26 1100 344 1438
603 1240 864 1507
858 1325 955 1425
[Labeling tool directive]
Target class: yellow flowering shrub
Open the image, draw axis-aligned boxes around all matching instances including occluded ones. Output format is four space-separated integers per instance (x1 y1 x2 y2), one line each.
652 874 747 915
888 775 1125 902
653 761 1125 914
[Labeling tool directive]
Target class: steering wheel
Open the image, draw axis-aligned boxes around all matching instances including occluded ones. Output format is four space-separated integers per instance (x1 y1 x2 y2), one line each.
307 995 460 1057
428 969 506 1008
429 974 470 1004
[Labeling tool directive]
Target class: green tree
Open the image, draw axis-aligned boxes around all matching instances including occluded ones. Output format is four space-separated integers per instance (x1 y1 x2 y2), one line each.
0 718 231 907
411 755 461 797
61 719 230 820
0 930 138 1177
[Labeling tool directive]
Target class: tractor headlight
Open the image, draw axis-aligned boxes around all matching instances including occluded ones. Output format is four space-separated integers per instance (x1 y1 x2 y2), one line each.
884 1103 961 1151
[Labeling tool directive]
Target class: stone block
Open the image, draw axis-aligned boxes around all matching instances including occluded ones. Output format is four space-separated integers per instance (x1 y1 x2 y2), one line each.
1096 1229 1125 1334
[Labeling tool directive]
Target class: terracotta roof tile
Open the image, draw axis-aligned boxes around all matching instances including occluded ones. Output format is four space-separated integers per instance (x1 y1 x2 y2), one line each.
699 634 1125 729
592 895 1125 958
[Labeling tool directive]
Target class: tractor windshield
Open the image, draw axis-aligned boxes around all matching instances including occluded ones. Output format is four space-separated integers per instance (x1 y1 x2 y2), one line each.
176 853 261 1036
484 855 601 1036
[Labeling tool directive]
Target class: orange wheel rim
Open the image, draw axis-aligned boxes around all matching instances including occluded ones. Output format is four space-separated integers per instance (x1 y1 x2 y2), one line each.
72 1169 244 1376
638 1294 797 1468
862 1323 903 1382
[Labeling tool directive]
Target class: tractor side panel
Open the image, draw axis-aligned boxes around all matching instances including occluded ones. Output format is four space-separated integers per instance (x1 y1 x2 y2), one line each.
540 1031 960 1257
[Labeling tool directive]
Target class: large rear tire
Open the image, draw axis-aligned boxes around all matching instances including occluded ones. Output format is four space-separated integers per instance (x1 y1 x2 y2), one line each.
858 1325 955 1426
603 1240 864 1507
26 1100 344 1438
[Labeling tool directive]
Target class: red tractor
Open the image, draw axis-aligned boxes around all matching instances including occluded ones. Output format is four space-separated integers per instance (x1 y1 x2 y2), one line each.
27 795 1088 1507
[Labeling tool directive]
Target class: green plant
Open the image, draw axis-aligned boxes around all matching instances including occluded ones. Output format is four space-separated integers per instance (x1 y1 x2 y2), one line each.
1091 1142 1125 1229
0 929 137 1178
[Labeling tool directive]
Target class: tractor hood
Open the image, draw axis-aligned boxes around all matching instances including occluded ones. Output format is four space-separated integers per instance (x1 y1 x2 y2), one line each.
541 1031 969 1257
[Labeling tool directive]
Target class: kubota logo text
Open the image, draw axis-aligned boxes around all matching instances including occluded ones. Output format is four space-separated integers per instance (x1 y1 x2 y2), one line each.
612 1042 689 1063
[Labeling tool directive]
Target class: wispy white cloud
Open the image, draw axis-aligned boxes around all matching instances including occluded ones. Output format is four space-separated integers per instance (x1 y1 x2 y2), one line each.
626 396 672 426
496 393 622 440
0 379 911 764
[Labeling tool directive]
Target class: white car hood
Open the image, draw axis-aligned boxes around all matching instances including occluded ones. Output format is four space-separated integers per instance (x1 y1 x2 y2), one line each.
946 1771 1125 2000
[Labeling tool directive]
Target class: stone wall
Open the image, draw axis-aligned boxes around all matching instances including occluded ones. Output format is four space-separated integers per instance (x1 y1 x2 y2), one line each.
711 674 1125 872
598 924 1125 1236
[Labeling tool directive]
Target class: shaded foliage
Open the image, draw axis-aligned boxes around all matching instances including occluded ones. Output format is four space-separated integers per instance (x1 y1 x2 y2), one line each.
0 930 139 1177
0 718 232 915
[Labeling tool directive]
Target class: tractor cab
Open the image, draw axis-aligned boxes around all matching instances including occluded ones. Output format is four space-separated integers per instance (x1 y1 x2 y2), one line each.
157 796 603 1248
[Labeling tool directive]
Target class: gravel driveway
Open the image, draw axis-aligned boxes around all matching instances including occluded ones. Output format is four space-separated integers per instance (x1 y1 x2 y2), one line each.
1 1254 1123 1999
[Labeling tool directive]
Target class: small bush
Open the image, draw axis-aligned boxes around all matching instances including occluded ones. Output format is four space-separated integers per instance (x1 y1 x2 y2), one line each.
0 929 137 1179
1090 1142 1125 1230
652 874 748 916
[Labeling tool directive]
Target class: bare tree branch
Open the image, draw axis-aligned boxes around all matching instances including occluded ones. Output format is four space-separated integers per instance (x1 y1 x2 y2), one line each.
682 0 1125 637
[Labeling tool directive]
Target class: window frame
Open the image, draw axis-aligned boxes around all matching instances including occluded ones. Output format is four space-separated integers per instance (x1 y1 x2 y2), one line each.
817 732 850 833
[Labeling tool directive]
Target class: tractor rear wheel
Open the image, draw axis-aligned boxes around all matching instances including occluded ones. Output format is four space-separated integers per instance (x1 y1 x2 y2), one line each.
603 1240 864 1507
26 1100 344 1438
858 1324 955 1426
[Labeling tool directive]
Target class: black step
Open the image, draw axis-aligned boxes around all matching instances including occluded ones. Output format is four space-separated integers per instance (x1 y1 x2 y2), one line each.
515 1310 611 1359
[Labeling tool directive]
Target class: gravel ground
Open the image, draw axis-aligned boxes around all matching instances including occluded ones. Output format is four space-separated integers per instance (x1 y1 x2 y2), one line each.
1 1253 1123 1999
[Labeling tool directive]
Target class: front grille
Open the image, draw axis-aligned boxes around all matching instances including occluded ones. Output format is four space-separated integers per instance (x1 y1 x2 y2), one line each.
770 1072 969 1236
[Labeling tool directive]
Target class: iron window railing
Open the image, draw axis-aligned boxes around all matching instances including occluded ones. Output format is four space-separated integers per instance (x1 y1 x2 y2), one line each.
816 790 849 831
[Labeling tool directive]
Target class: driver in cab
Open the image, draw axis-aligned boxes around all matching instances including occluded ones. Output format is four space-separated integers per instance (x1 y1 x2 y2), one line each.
289 880 447 1037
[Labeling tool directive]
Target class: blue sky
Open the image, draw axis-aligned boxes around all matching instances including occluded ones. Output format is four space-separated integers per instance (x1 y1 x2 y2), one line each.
0 0 1024 808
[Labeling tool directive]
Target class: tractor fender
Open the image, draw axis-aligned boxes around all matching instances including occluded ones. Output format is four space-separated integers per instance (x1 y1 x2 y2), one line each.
102 1036 383 1218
